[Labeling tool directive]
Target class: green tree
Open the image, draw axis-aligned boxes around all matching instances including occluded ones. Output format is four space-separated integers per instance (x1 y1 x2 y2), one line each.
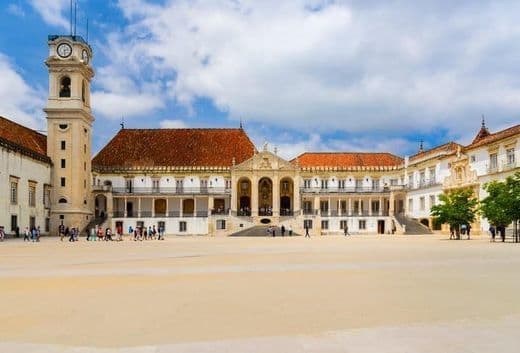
431 188 478 240
481 171 520 242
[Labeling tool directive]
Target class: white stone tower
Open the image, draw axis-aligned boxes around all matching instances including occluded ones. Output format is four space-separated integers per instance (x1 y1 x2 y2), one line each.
44 35 94 234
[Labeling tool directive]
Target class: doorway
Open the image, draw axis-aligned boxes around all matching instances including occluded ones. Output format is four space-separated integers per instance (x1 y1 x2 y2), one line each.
377 220 385 234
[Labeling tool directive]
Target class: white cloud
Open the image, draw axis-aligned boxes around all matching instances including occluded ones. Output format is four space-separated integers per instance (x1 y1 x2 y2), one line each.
0 53 45 130
30 0 70 30
7 4 26 17
91 91 164 120
105 0 520 140
159 119 188 129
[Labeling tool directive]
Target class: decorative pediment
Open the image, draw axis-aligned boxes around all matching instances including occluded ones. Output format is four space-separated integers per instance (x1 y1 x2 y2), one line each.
443 154 478 189
233 150 297 172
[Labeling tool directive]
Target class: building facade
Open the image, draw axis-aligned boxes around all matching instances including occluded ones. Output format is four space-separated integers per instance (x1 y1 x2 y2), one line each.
0 34 519 236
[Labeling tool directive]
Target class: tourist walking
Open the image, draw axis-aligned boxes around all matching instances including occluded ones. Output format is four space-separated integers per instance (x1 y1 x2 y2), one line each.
305 225 310 238
89 227 96 241
68 228 75 242
36 226 41 242
466 224 472 240
23 227 30 241
31 227 38 242
59 224 65 241
288 225 293 236
281 225 285 237
272 226 276 237
0 226 4 242
489 225 496 242
344 224 350 236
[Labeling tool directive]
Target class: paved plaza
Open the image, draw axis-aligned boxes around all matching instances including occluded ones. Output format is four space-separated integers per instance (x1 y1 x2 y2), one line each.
0 234 519 352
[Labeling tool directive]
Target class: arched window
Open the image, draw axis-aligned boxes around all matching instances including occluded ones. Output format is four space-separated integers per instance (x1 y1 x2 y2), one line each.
58 198 68 204
59 76 71 97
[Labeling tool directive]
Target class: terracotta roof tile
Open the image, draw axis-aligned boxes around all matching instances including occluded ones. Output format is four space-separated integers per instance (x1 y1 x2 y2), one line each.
92 128 256 169
292 152 403 168
465 124 520 150
0 116 50 163
409 142 461 163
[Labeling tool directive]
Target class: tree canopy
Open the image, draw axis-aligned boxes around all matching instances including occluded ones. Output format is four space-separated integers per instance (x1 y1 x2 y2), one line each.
431 187 478 239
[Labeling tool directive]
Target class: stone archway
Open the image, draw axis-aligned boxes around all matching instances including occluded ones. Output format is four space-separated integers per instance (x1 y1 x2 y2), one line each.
280 177 294 216
258 177 273 216
237 177 252 216
95 194 107 218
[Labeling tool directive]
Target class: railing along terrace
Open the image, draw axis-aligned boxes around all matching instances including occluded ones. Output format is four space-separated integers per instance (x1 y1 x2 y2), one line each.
302 209 318 215
412 180 442 190
111 187 231 194
211 209 229 215
300 186 395 193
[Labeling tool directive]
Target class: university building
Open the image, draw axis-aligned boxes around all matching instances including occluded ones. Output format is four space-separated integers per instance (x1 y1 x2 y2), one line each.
0 34 519 236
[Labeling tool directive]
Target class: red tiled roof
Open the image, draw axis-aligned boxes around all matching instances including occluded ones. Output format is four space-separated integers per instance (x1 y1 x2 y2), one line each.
409 142 461 163
0 116 50 163
92 128 256 169
465 124 520 150
292 152 403 168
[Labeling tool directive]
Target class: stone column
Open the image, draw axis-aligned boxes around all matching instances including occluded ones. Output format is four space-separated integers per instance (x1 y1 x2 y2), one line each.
166 198 169 217
293 176 301 215
338 199 342 216
152 198 155 218
193 197 197 217
230 175 237 214
314 195 320 213
124 196 128 217
273 176 280 217
389 192 395 216
208 196 214 216
138 197 141 218
379 197 383 216
359 198 362 216
251 176 259 216
348 198 352 216
179 198 183 218
369 198 372 216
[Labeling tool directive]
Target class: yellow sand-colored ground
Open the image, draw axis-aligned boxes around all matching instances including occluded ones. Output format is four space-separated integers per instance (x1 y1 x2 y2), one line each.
0 234 519 352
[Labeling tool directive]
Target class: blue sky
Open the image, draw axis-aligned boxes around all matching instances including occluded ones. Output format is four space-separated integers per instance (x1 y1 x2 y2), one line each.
1 0 519 158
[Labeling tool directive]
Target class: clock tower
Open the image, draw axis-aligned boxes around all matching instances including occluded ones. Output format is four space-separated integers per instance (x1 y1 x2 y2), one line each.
44 35 94 234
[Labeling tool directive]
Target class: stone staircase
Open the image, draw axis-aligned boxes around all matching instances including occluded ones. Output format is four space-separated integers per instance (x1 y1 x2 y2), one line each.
230 225 300 237
394 214 432 235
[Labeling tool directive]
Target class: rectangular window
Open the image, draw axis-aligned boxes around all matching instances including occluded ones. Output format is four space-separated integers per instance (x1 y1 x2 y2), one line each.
321 220 328 230
320 201 329 212
179 221 187 232
125 178 133 192
60 177 66 187
304 179 312 188
359 220 366 230
303 220 313 229
470 155 476 163
489 153 498 171
45 218 50 232
225 179 232 189
321 180 328 189
60 140 66 150
340 220 348 230
372 200 380 213
11 215 18 231
355 179 363 189
61 159 66 168
506 148 515 166
429 167 436 183
44 186 51 208
408 198 413 212
338 180 346 189
28 185 36 207
408 174 414 188
176 180 184 192
152 179 160 192
372 179 380 190
216 219 226 230
10 181 18 205
390 178 398 186
420 197 425 211
429 195 436 208
419 170 426 185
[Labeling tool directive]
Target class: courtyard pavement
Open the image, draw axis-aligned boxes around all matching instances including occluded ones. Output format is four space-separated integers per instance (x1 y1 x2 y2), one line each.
0 234 518 352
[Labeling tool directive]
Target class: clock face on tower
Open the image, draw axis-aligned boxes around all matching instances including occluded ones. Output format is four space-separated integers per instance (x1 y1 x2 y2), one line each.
82 49 89 64
57 43 72 58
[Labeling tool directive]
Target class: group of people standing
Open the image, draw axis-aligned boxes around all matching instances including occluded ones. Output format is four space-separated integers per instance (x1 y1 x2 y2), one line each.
489 225 507 242
129 225 165 241
58 224 80 242
266 225 293 237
